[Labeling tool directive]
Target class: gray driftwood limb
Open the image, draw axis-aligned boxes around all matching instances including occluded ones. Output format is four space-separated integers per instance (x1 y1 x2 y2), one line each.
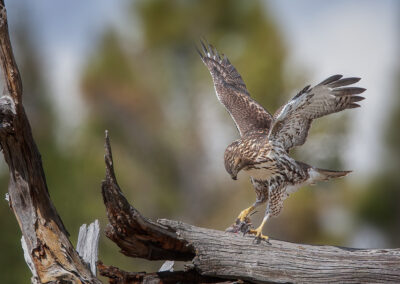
0 1 100 283
97 261 230 284
101 132 400 284
77 220 100 276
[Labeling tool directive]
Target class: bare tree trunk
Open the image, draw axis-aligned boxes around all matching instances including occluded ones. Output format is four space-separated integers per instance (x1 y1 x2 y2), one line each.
0 2 100 283
101 132 400 284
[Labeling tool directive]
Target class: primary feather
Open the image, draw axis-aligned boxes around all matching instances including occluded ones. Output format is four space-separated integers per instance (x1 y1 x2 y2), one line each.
269 75 365 151
198 41 365 240
197 40 273 136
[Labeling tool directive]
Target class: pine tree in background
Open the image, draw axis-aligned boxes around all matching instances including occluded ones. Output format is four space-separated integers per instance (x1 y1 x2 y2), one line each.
81 0 287 225
356 70 400 247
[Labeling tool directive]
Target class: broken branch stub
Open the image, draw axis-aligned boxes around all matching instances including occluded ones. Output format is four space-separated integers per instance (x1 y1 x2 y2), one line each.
102 131 194 261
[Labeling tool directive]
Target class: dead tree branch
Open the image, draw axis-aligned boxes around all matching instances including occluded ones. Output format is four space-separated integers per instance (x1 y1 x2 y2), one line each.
101 131 194 261
97 261 230 284
0 1 100 283
101 132 400 284
77 220 101 276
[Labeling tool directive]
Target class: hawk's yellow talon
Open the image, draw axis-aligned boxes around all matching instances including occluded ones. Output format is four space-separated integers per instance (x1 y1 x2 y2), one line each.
247 214 270 242
236 205 255 222
248 228 269 241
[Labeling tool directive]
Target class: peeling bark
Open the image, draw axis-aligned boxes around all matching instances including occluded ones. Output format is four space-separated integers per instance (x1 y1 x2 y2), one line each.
0 1 100 283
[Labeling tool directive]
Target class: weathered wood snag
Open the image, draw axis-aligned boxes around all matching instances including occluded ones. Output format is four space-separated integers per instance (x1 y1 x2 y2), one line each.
1 0 400 282
101 132 400 283
0 1 100 283
76 220 101 276
101 131 194 261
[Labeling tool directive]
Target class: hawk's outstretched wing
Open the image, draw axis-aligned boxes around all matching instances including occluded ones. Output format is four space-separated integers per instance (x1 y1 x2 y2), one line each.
197 41 273 136
269 75 366 151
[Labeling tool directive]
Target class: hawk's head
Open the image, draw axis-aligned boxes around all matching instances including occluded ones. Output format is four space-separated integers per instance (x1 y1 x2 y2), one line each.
224 142 251 180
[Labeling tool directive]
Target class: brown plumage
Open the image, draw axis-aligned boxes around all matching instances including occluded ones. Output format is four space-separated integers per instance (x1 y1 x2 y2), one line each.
198 41 365 241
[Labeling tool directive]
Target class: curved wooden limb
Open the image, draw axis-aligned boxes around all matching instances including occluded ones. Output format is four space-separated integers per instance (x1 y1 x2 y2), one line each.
101 132 400 284
101 131 194 261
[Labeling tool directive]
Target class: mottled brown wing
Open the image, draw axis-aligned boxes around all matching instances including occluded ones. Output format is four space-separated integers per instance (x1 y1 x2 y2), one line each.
269 75 366 151
197 41 273 136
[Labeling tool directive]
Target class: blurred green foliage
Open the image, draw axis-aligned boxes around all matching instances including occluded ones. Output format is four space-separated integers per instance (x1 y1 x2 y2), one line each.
0 1 399 283
355 70 400 246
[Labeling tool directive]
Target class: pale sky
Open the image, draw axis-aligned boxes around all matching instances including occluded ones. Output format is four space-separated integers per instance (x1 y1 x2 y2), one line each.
5 0 400 177
268 0 399 178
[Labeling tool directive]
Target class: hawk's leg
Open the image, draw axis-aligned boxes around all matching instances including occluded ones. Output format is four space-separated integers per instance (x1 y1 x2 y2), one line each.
236 198 266 222
248 203 270 242
237 204 256 222
248 214 270 242
226 200 264 234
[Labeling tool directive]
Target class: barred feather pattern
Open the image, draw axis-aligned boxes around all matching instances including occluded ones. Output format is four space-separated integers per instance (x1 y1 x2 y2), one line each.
199 42 364 222
230 135 309 216
269 75 366 151
197 40 273 136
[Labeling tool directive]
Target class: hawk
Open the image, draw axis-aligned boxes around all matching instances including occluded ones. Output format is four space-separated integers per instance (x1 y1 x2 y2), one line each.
197 41 365 242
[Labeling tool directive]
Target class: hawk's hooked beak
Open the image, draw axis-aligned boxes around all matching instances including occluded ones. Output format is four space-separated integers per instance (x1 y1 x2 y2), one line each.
225 155 244 181
230 156 242 180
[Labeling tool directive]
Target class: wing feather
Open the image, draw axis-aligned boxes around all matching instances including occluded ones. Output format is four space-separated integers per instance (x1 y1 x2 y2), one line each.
269 75 366 151
198 40 273 136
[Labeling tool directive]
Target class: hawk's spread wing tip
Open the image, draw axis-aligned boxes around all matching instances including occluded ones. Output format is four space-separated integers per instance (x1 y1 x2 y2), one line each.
350 95 366 102
318 74 343 85
328 77 361 88
270 74 366 151
196 40 273 136
319 75 364 89
348 103 361 108
195 45 204 59
331 87 366 96
197 39 224 63
199 39 209 57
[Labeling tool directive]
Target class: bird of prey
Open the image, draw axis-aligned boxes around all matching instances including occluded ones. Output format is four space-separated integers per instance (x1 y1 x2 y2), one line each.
197 41 365 242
